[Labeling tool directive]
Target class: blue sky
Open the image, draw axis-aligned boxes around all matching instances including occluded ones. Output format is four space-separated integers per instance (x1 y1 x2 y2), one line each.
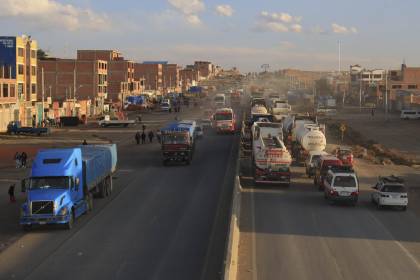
0 0 419 72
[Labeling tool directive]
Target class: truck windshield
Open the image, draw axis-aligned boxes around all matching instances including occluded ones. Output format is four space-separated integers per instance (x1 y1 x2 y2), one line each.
162 134 189 144
30 176 71 190
215 114 232 121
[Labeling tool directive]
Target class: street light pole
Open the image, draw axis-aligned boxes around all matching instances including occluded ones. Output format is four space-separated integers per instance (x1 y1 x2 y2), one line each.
385 70 388 120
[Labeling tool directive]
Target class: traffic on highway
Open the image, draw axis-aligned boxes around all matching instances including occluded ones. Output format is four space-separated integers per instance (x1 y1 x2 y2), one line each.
2 1 420 280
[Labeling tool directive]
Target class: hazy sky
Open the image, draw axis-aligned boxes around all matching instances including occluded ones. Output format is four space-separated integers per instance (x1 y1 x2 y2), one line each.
0 0 418 72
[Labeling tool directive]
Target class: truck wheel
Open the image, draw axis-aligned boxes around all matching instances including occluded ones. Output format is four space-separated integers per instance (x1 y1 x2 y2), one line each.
185 159 191 165
86 194 93 213
108 177 113 194
98 182 106 198
401 206 407 211
65 212 74 230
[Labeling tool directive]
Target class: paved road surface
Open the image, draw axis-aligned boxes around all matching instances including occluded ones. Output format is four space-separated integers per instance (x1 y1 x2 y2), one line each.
0 108 240 280
237 159 420 280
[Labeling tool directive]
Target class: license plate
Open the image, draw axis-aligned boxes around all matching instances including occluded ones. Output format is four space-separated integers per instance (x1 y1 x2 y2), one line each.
39 221 46 225
340 191 350 196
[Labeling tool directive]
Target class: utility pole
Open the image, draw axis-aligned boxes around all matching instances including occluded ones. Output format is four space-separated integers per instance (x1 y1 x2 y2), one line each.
73 66 76 116
385 70 388 120
359 78 362 112
41 67 45 123
338 40 341 73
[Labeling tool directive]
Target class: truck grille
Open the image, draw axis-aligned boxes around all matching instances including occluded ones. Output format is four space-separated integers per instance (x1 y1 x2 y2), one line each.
31 201 54 215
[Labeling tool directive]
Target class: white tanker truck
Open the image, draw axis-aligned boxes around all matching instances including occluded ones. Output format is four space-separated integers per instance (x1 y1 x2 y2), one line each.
252 122 292 186
292 122 326 162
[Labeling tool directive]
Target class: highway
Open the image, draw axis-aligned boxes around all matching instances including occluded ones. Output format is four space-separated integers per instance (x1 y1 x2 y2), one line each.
237 159 420 280
0 107 240 280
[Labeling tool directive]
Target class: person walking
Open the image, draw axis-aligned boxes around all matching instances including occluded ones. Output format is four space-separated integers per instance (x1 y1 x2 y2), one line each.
142 124 146 132
14 152 20 169
21 152 27 169
148 130 154 143
141 131 146 144
8 184 16 203
156 129 161 143
135 131 141 145
371 108 375 118
82 139 88 145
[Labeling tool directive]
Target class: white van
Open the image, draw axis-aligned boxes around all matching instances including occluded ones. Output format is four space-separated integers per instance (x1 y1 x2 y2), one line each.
214 94 226 107
400 110 420 120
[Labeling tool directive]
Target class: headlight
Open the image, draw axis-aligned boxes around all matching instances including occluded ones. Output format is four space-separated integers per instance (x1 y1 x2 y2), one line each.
59 207 68 216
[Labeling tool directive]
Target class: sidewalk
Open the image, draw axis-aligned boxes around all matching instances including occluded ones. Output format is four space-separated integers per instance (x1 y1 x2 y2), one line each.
0 166 29 252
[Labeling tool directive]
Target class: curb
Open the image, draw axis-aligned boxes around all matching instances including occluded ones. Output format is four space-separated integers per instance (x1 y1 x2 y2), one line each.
223 175 242 280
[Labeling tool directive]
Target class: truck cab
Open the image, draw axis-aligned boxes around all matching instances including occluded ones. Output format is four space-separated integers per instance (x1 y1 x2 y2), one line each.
20 148 86 230
213 108 236 134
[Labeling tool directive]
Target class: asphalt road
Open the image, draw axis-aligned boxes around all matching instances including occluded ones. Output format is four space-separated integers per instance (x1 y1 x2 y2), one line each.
0 106 240 280
237 158 420 280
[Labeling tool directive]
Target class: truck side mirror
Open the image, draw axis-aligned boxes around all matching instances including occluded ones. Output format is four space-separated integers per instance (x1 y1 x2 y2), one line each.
21 179 27 193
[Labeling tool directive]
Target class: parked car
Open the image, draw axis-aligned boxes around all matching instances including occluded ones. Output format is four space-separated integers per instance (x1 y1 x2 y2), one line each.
323 166 359 206
314 155 343 190
371 175 408 210
400 110 420 120
161 100 171 112
305 151 328 178
334 146 354 167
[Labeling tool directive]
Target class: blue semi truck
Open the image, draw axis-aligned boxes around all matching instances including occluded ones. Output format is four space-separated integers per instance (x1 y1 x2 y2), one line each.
20 144 117 230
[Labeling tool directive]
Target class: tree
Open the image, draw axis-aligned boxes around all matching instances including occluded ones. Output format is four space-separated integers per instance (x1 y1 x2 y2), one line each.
37 49 49 60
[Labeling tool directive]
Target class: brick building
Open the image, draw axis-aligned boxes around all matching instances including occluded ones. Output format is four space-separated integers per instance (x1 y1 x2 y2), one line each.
179 67 199 91
388 64 420 110
77 50 143 103
194 61 214 80
162 64 180 93
0 35 37 130
38 58 108 115
134 62 163 91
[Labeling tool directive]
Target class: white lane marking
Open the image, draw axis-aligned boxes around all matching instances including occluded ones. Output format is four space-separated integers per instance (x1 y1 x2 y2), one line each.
368 211 420 270
250 187 258 280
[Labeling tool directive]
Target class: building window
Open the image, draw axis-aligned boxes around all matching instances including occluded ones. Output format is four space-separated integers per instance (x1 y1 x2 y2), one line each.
10 84 15 97
18 64 24 75
31 50 36 59
408 84 418 89
18 83 24 99
103 86 107 93
31 83 36 94
373 74 382 79
392 84 402 89
98 86 102 93
18 48 24 57
3 84 8 97
31 66 36 76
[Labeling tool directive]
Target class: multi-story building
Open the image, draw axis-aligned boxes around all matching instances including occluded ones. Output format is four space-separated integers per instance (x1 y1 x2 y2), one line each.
179 67 199 91
38 58 108 116
387 64 420 110
77 50 143 104
0 35 37 130
162 64 180 93
134 62 164 91
194 61 214 80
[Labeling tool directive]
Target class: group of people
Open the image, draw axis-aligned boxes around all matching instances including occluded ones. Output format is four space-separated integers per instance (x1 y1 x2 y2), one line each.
135 125 161 145
14 152 28 169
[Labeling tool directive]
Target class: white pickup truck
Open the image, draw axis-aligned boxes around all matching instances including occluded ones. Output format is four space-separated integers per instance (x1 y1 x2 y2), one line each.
98 115 136 127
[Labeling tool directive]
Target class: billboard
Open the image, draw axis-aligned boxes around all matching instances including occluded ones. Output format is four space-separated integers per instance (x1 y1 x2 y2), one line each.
0 36 16 79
